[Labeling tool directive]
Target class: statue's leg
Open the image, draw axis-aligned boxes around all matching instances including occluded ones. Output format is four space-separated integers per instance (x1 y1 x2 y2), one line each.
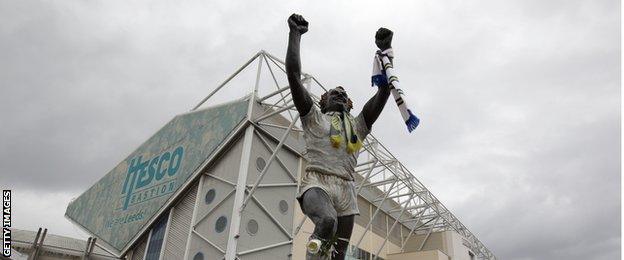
301 187 338 240
333 215 355 260
301 187 337 259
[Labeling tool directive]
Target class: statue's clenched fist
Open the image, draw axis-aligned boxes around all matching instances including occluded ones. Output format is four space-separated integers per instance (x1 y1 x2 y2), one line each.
288 13 308 34
375 27 393 51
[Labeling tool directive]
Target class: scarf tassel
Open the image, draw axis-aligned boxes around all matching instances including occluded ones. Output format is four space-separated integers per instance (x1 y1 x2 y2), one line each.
346 139 363 154
330 135 342 148
406 109 420 133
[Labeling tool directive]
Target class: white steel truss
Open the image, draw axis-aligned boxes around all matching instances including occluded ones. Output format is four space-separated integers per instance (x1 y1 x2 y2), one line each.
191 50 496 260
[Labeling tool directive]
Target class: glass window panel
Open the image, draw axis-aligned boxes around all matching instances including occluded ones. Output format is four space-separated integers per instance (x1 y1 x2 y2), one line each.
145 214 168 260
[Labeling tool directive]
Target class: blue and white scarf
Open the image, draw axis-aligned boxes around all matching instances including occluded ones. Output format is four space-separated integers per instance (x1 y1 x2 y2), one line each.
371 48 420 132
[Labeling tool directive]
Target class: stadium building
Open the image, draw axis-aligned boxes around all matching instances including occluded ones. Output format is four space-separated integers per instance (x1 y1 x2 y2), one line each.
61 51 496 260
11 228 116 260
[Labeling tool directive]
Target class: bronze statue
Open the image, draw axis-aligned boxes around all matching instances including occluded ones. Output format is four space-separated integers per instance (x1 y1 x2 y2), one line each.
286 13 394 259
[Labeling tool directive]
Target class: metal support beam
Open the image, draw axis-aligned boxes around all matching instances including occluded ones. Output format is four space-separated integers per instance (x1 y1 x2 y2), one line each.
29 228 42 258
353 181 398 250
254 130 298 182
82 237 92 260
413 223 447 233
246 189 293 239
373 193 412 202
237 240 292 256
355 160 378 195
254 103 296 122
418 218 440 251
263 54 295 121
193 230 226 254
389 204 428 214
88 238 96 258
193 188 236 228
240 116 299 211
364 177 398 188
29 228 47 260
257 122 304 133
400 208 428 252
259 85 290 102
224 125 256 259
192 51 262 111
251 122 302 157
373 194 415 260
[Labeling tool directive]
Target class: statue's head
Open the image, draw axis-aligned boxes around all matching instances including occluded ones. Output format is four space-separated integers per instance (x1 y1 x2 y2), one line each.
320 86 353 114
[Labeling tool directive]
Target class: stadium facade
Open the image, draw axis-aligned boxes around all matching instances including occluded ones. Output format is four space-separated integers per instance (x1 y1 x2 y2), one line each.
63 51 496 260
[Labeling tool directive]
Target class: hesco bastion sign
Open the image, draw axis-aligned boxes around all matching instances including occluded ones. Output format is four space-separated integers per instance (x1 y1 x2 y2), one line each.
66 99 248 253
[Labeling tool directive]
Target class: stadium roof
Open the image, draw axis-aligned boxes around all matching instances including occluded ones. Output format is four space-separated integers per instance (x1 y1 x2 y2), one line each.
12 228 117 259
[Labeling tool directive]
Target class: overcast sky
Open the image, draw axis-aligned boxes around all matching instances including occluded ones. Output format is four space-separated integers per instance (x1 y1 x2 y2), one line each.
0 0 620 259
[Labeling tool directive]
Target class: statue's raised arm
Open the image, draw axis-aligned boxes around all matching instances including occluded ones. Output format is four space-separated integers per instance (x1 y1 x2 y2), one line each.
360 28 394 130
286 14 314 116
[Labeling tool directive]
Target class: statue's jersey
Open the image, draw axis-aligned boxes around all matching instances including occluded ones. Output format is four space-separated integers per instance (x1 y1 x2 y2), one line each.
300 106 370 181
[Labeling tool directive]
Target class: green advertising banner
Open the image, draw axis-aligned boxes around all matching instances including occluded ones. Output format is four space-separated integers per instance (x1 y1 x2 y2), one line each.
66 99 248 253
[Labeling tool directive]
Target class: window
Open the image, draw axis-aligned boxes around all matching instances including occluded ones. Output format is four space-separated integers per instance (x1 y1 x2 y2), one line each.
205 189 216 205
144 214 168 260
215 216 228 233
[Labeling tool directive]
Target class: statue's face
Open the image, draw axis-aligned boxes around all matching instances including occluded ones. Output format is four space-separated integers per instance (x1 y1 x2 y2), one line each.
322 87 350 113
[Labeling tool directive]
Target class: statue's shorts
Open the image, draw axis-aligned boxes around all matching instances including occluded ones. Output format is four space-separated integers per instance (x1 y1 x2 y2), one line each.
296 171 360 217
